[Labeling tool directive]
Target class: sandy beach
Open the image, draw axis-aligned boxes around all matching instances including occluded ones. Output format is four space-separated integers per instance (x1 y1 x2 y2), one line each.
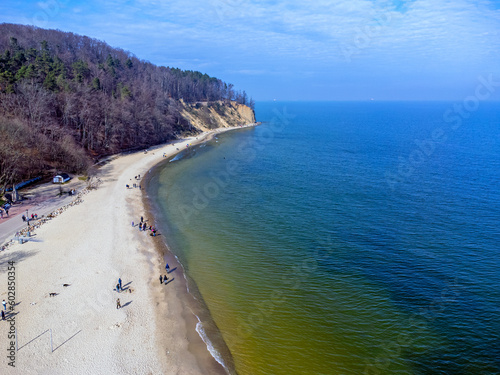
0 125 254 374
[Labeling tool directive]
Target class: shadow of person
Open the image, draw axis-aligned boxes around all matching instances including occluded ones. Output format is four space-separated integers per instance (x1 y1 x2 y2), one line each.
123 281 132 288
167 267 177 274
121 301 133 308
164 278 175 285
5 311 19 319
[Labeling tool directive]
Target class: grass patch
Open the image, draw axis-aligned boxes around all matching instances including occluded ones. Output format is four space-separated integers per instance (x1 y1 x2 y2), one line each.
78 176 88 181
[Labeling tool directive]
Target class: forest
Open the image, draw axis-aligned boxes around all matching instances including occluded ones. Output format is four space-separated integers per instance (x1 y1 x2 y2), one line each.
0 23 254 193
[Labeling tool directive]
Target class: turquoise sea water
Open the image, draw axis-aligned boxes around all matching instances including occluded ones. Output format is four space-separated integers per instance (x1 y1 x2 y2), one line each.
147 102 500 374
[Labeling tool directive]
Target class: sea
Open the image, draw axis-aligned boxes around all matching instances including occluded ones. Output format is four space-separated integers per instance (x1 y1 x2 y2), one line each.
146 101 500 375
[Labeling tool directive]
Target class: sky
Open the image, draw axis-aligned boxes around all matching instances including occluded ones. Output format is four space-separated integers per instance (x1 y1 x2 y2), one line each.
1 0 500 101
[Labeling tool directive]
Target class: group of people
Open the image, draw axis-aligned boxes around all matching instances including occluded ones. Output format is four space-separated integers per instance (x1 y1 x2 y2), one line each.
159 274 169 284
115 214 173 311
21 213 38 222
116 278 123 309
0 204 10 219
136 216 158 236
126 175 142 189
159 263 171 285
144 224 157 236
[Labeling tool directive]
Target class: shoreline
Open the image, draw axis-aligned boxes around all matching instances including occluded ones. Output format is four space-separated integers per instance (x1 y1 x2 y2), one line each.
0 124 256 374
142 185 231 375
142 128 243 375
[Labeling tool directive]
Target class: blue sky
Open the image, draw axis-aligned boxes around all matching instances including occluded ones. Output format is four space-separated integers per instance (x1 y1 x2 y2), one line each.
1 0 500 100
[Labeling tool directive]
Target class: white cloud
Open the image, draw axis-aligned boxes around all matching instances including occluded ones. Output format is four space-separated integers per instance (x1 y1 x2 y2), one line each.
111 0 498 69
1 0 499 98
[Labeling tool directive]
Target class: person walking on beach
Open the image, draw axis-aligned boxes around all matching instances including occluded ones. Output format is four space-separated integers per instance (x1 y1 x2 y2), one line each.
140 216 143 223
164 275 168 284
159 275 163 284
118 278 122 291
165 263 170 273
2 299 6 311
116 299 121 309
116 283 121 292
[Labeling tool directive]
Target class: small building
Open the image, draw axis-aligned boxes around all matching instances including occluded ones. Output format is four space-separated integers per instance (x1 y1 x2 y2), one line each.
53 173 71 184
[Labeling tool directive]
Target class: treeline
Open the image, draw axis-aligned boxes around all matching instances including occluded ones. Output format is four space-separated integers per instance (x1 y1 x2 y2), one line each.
0 23 254 193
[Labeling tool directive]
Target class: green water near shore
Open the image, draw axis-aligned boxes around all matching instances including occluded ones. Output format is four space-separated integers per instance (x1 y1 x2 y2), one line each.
147 102 500 374
147 128 418 374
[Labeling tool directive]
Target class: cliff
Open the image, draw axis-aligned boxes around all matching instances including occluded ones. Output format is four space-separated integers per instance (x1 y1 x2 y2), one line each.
181 101 256 132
